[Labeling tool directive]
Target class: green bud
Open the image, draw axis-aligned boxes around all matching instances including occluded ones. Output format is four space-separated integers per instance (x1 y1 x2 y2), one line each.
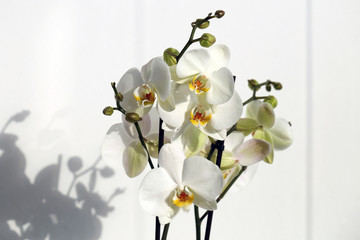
248 79 260 91
273 82 283 90
215 10 225 18
264 95 278 108
199 33 216 48
235 118 262 136
125 112 142 123
163 48 179 66
196 19 210 29
266 84 272 92
115 92 123 102
103 106 114 116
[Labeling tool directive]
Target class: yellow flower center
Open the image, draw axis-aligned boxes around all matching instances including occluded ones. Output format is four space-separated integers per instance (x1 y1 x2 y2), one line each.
189 75 210 95
189 105 212 127
133 84 156 107
172 188 194 208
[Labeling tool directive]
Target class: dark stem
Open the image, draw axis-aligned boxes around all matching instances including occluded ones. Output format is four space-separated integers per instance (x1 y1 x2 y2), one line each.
194 205 201 240
161 223 170 240
204 211 214 240
176 14 216 62
134 122 154 169
155 217 161 240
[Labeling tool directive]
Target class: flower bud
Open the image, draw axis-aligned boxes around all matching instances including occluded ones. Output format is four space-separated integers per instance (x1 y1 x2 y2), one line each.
125 112 142 123
215 10 225 18
264 95 278 108
163 48 179 66
116 92 123 102
196 19 210 29
266 84 272 92
199 33 216 48
248 79 259 91
273 82 283 90
103 106 114 116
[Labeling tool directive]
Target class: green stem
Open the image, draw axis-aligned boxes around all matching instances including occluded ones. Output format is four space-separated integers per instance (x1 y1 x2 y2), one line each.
194 205 201 240
161 224 170 240
176 14 215 62
134 122 154 169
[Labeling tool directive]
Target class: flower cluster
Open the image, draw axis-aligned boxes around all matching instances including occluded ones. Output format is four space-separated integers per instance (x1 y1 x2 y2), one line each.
101 10 293 240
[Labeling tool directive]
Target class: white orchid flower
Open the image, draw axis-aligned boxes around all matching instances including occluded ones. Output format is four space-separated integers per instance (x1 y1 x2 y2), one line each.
200 132 270 191
238 100 293 163
158 83 243 141
101 113 168 178
175 45 234 105
138 143 223 224
117 57 173 117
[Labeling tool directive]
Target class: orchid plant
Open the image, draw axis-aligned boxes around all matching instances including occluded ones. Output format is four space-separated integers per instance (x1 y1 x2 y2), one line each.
101 10 293 240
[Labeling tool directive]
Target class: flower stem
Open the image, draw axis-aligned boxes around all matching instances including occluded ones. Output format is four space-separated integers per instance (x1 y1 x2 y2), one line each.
194 205 201 240
176 13 217 62
216 166 247 202
204 211 214 240
161 223 170 240
134 122 154 169
155 217 161 240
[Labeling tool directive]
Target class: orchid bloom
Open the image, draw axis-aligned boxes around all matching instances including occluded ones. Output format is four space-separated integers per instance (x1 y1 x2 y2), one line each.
237 100 293 163
158 83 243 141
138 143 223 224
174 45 234 105
117 57 173 117
101 113 166 178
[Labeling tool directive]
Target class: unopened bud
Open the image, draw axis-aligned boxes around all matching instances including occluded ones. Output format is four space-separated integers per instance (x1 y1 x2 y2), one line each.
125 112 142 123
266 84 272 92
273 82 283 90
103 106 114 116
199 33 216 48
264 95 278 108
163 48 179 66
248 79 260 91
196 19 210 29
115 92 123 102
215 10 225 18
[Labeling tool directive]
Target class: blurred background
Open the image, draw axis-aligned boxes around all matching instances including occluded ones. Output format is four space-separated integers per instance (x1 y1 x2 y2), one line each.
1 0 359 239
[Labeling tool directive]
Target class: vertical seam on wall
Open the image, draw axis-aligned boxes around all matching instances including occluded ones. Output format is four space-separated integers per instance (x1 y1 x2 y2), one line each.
306 0 313 239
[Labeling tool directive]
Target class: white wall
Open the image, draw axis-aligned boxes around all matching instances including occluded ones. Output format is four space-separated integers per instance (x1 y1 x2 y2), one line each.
0 0 359 239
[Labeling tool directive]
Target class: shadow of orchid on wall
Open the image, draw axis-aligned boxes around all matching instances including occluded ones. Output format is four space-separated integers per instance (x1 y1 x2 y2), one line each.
0 111 124 240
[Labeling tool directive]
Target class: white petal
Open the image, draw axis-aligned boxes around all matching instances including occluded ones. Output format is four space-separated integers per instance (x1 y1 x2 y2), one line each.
206 67 234 105
233 164 258 191
101 124 130 168
268 118 293 150
234 139 271 166
122 141 148 178
117 68 144 94
253 130 274 164
122 113 151 138
172 123 208 158
169 65 193 84
257 102 275 129
202 124 227 140
142 57 171 101
158 143 185 185
176 49 210 77
246 100 262 120
157 94 175 112
157 84 192 128
121 91 150 117
192 192 218 210
182 156 223 204
224 131 245 153
206 44 230 73
158 206 180 225
210 91 243 131
139 168 177 218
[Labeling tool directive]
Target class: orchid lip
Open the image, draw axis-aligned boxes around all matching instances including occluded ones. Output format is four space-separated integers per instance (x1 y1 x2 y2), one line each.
189 75 210 95
172 186 194 208
189 105 212 128
133 84 156 107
